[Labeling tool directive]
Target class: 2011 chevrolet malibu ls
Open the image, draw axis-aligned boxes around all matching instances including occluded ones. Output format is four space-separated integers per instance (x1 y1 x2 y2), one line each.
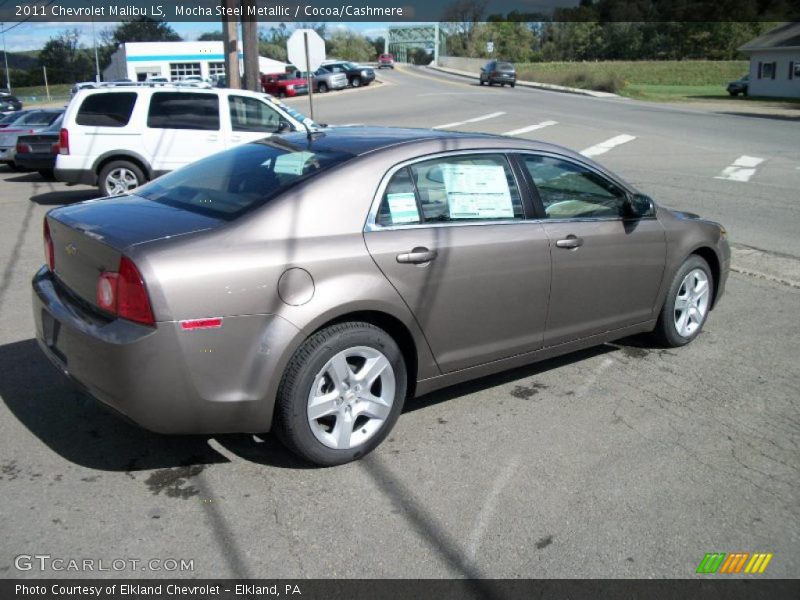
32 127 730 466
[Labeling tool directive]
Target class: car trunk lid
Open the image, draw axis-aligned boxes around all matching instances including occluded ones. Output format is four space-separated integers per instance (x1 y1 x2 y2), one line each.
47 194 223 308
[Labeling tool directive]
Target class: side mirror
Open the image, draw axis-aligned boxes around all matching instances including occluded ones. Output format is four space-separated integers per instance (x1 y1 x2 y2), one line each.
625 193 655 218
276 119 292 133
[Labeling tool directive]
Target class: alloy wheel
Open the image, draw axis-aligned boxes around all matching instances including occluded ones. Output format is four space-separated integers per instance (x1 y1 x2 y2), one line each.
105 168 139 196
673 268 710 338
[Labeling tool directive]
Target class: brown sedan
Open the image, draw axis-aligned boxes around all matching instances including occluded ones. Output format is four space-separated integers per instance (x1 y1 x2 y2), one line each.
32 127 730 465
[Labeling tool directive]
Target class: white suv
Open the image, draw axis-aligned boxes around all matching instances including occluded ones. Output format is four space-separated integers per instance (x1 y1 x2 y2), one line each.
56 86 315 196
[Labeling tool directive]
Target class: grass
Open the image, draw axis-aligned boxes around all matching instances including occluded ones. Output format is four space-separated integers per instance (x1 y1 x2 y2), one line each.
10 83 71 104
514 60 750 100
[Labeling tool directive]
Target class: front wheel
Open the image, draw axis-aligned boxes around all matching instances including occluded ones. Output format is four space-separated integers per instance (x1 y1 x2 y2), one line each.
318 82 328 93
274 322 407 466
351 76 362 88
653 255 714 347
98 160 145 197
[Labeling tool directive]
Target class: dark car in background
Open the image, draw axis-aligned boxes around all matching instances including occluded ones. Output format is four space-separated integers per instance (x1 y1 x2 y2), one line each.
322 61 376 87
0 110 33 128
15 116 62 178
480 61 517 87
0 94 23 112
0 109 63 168
727 75 749 96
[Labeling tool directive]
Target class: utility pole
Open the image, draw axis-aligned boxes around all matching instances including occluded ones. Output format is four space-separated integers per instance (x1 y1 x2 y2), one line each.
1 23 10 92
240 0 260 92
43 66 50 101
222 0 240 89
91 14 101 82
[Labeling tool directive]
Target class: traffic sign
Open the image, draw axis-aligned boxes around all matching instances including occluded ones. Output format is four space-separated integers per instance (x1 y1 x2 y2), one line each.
287 29 326 72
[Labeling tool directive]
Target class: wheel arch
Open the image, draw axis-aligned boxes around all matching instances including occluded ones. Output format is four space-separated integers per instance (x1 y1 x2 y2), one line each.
93 151 153 182
690 246 721 309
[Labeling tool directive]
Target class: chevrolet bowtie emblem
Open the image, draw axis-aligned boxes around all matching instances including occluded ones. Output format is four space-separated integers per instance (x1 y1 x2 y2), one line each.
65 243 77 256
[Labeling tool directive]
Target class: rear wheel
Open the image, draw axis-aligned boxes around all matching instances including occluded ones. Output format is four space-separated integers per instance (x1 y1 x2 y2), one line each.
98 160 145 197
274 322 407 466
38 168 55 180
653 255 714 347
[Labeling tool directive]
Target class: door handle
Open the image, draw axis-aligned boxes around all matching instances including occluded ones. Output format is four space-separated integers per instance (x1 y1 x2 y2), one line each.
207 135 219 142
555 235 584 249
396 247 438 264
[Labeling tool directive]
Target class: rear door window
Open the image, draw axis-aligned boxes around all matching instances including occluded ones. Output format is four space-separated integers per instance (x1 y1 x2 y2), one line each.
147 92 220 131
76 93 137 127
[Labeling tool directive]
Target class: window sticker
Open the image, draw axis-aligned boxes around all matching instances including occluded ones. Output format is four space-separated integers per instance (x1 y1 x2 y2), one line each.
273 152 316 175
441 164 514 219
386 192 420 224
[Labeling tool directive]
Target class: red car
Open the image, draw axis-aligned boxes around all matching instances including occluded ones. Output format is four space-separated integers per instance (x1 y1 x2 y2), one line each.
378 53 395 69
260 72 309 98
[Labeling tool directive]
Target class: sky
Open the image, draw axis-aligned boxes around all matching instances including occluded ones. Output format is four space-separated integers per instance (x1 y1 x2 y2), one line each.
1 21 396 53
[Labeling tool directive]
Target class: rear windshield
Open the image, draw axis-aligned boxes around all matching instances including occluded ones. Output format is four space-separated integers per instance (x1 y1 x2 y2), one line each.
135 138 353 220
19 111 61 126
497 62 514 71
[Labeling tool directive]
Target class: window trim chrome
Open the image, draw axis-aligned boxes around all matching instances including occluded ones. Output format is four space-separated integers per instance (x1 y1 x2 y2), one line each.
364 149 529 232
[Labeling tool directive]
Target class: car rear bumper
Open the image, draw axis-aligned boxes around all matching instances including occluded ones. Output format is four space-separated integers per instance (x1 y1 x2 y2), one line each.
32 267 300 434
15 155 55 170
54 167 96 185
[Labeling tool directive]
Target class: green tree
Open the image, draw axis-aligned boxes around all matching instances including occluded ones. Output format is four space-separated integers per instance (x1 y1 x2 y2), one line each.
198 31 225 41
112 18 182 46
38 29 94 84
327 30 376 62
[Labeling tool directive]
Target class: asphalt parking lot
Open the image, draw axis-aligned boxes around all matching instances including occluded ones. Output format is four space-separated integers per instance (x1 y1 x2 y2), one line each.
1 67 798 579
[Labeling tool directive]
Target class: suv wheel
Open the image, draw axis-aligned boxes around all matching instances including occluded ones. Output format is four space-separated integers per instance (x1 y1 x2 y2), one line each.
274 322 407 466
318 82 328 93
99 160 145 197
351 76 362 88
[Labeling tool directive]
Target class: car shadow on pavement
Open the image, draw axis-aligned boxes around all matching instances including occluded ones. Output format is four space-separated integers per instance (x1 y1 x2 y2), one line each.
0 338 311 472
4 172 43 183
30 188 100 206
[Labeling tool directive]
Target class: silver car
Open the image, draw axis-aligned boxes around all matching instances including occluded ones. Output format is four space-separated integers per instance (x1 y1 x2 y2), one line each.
0 110 63 168
33 127 730 466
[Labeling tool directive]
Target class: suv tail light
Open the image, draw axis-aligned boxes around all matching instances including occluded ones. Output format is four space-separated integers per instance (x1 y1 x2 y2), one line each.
43 219 54 271
59 128 69 155
95 256 155 326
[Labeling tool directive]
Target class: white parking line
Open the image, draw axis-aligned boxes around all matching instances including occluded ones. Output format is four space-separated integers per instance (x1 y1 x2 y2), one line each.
433 111 506 129
580 134 636 158
502 121 558 136
715 155 765 182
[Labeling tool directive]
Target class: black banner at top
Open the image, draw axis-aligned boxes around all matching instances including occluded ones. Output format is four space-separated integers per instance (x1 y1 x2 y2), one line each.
2 0 799 23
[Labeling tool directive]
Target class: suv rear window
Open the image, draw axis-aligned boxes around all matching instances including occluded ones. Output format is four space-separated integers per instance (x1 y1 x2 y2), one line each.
76 93 137 127
147 92 220 131
497 62 514 71
135 138 353 220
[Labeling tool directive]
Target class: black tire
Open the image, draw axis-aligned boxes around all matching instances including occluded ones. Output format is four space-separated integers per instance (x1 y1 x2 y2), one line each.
278 91 286 98
479 78 485 86
38 168 55 180
274 322 407 466
98 160 145 197
501 82 506 87
351 76 362 88
318 82 328 93
653 255 714 347
510 82 516 88
8 161 22 171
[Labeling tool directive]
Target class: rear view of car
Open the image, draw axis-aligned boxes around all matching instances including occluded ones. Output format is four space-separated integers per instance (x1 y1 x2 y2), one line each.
479 61 517 87
378 54 395 69
15 119 62 178
0 109 62 167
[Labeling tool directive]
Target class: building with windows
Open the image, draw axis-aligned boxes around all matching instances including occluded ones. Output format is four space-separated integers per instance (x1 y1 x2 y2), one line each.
738 22 800 98
102 41 287 82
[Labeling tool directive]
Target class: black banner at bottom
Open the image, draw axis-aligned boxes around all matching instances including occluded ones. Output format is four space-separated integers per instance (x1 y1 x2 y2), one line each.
4 579 800 600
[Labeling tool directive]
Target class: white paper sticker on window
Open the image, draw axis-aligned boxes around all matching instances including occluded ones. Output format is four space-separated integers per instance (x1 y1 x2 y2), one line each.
273 151 315 175
441 164 514 219
387 192 420 224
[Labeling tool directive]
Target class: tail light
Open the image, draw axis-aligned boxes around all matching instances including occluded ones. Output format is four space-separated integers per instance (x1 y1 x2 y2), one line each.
95 256 155 326
16 142 30 154
59 128 69 155
43 219 55 271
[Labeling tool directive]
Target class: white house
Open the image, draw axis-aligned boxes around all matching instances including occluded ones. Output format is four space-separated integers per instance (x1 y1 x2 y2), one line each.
738 22 800 99
102 41 288 82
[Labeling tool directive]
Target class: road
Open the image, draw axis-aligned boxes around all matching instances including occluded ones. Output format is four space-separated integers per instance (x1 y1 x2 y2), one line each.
1 66 798 580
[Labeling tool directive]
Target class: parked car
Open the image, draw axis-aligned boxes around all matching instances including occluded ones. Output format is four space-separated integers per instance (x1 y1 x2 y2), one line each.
0 109 63 168
145 76 170 85
55 86 316 196
293 68 348 93
479 61 517 87
15 116 63 178
0 109 34 128
34 127 730 466
726 75 749 96
175 75 212 89
378 53 395 69
261 72 309 97
0 93 23 112
322 61 376 87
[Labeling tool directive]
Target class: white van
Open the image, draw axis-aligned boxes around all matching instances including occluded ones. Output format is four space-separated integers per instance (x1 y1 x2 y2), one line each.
56 86 315 196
